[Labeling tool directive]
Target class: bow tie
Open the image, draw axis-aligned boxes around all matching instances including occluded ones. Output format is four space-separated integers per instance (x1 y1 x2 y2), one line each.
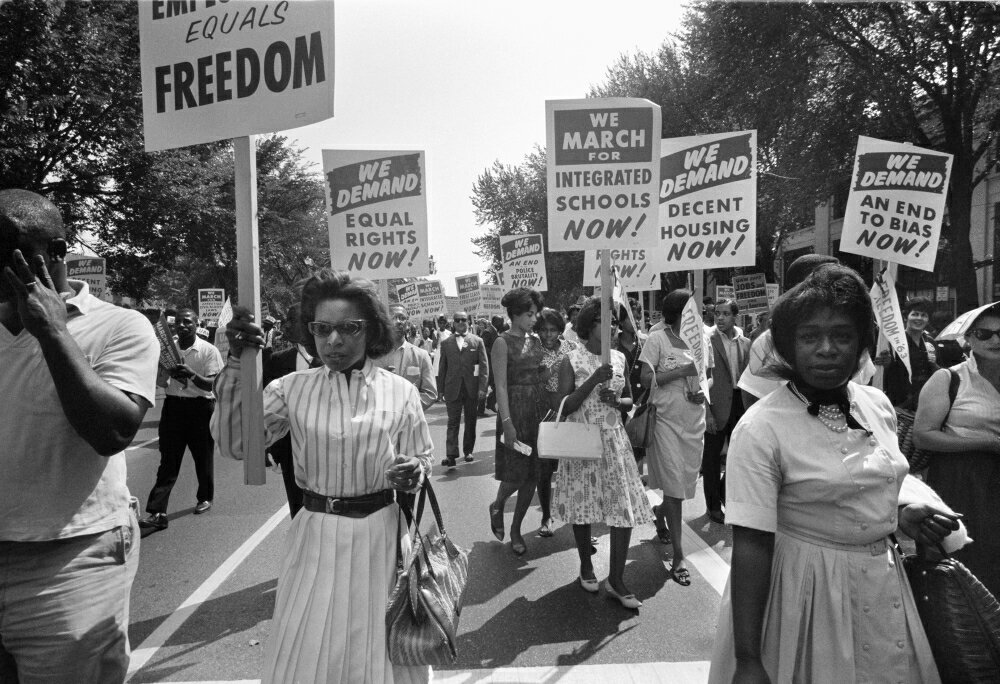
455 333 466 337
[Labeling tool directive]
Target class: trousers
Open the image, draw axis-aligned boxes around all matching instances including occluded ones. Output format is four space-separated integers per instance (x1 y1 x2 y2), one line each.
445 383 479 457
146 396 215 513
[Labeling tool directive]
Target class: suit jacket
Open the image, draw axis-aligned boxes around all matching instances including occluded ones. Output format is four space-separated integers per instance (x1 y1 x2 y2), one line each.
437 332 489 402
373 341 437 409
708 329 751 426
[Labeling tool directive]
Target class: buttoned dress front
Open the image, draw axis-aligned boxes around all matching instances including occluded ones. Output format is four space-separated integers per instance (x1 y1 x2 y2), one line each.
213 359 433 684
708 383 940 684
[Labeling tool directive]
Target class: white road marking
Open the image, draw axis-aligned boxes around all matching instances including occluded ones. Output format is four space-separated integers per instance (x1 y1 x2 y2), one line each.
143 660 712 683
646 491 729 596
126 506 288 678
125 436 158 452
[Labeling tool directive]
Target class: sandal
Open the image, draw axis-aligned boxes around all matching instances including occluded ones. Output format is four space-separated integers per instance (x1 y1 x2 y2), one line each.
538 520 554 538
652 505 671 545
489 503 504 541
669 564 691 587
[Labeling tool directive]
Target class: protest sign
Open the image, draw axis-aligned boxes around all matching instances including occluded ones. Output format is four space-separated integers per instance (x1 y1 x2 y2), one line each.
840 136 952 271
214 297 233 356
66 255 107 300
198 288 225 325
546 98 661 252
323 149 429 279
139 1 335 152
715 284 735 302
416 280 445 318
766 283 779 309
679 297 710 398
445 296 461 316
481 284 504 318
870 270 911 381
732 273 769 315
396 281 420 316
142 309 183 372
499 234 547 291
657 131 757 272
583 249 659 291
456 274 481 315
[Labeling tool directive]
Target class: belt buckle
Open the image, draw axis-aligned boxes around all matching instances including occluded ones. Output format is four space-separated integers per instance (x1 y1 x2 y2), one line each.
326 498 344 514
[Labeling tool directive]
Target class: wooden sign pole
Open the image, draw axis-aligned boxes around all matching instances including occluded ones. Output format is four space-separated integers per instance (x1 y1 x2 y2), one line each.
600 249 612 365
234 135 266 485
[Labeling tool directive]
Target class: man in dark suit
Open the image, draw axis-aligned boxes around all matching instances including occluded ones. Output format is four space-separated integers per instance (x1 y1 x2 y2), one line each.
262 304 321 518
704 298 751 524
437 310 489 468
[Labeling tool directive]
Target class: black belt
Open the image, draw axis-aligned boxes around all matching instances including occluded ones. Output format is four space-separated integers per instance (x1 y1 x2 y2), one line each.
301 489 396 518
165 395 214 402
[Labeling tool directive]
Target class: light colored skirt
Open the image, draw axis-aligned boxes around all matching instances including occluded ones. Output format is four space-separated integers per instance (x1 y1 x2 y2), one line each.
263 503 430 684
646 385 705 500
708 529 940 684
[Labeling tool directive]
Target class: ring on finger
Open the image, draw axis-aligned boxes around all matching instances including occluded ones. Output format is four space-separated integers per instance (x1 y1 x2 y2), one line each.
235 333 244 340
24 281 37 289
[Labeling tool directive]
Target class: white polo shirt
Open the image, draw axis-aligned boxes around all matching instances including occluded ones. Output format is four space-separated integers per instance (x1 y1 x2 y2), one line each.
0 281 159 541
165 335 224 399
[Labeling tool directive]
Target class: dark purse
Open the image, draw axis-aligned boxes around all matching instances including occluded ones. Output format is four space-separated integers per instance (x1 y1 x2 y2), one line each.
900 541 1000 683
894 368 960 473
624 386 655 452
386 481 469 666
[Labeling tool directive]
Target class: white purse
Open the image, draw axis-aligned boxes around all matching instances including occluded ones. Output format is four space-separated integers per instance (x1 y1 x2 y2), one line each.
536 396 603 461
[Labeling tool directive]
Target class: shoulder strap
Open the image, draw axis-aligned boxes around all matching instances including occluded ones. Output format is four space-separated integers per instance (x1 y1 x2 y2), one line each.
947 367 960 406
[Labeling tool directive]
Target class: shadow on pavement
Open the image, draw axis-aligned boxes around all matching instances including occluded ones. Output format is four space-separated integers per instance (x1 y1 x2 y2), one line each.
128 578 277 682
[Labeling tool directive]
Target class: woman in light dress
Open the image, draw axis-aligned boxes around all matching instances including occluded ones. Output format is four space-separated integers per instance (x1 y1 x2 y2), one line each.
552 297 652 608
915 302 1000 598
638 288 708 587
709 264 960 684
215 270 432 684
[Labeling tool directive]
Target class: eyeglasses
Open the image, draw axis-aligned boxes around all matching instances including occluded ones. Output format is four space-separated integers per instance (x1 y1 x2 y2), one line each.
306 320 367 337
391 314 409 323
969 328 1000 341
453 317 468 323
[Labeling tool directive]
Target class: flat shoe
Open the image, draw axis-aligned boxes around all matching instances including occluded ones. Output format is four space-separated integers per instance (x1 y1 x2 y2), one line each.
511 539 527 556
489 503 504 541
579 576 599 593
464 454 474 462
603 580 642 609
538 522 554 538
670 565 692 587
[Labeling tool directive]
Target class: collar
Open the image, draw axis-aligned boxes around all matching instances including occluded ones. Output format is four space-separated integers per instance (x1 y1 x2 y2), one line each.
324 357 378 386
63 279 95 316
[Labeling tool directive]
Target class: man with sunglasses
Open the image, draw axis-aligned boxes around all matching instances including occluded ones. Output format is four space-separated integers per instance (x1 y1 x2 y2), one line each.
373 303 436 409
0 189 159 682
437 310 489 467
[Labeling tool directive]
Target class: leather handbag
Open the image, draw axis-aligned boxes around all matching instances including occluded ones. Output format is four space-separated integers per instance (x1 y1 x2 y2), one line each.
386 481 469 666
900 541 1000 683
624 386 655 452
537 396 603 461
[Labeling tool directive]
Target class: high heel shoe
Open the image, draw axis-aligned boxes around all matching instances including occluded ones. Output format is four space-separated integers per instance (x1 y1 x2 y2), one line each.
579 575 599 593
603 580 642 609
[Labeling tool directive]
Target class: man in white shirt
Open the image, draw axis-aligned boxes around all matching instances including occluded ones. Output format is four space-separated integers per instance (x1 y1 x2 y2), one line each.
140 307 224 530
0 189 159 682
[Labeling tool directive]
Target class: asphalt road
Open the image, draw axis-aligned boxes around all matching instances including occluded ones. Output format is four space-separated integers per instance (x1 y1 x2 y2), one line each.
125 392 733 683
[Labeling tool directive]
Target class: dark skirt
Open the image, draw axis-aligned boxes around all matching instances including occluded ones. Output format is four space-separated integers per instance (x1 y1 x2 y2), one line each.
927 450 1000 599
494 384 546 485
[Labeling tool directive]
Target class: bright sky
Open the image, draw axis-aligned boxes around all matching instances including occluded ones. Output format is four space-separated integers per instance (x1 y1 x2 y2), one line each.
282 0 687 294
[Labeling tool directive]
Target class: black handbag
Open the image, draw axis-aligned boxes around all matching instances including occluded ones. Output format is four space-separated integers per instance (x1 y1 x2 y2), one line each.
894 368 960 473
901 541 1000 683
386 481 469 666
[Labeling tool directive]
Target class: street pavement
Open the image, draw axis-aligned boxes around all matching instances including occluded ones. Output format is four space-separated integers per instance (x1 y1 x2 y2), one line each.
125 391 733 683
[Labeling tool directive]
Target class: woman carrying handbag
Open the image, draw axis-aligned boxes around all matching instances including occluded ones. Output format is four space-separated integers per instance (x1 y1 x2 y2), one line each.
550 297 652 609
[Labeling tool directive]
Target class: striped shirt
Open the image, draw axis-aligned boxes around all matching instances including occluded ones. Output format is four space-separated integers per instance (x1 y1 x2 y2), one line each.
212 358 433 497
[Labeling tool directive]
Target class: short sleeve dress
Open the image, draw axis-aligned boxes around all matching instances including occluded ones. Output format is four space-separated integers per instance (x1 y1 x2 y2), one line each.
638 328 707 499
551 348 653 528
494 331 547 484
708 382 941 684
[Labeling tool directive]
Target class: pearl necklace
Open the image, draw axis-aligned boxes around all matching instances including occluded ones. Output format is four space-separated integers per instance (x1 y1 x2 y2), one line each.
815 404 849 433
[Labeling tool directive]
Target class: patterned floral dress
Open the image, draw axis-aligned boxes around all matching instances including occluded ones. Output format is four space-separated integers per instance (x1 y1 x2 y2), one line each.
552 347 653 527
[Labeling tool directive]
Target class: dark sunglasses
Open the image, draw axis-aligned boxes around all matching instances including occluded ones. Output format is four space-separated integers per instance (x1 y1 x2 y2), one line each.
969 328 1000 341
453 317 468 322
306 320 367 337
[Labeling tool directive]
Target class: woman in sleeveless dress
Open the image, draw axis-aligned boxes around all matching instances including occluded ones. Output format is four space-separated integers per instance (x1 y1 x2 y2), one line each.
489 287 546 556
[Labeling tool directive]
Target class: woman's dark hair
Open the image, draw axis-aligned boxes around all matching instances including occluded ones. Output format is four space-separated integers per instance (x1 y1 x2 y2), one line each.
534 307 565 333
501 287 543 317
660 289 692 325
903 296 934 316
770 264 875 378
574 297 603 341
299 269 394 359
